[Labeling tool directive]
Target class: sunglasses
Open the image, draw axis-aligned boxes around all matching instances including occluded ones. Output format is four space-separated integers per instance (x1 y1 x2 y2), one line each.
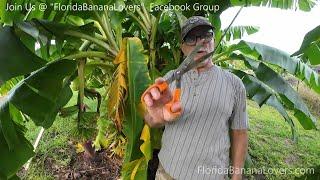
183 31 214 46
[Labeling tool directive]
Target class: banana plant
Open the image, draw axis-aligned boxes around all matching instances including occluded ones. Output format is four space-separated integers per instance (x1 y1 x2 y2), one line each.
211 40 320 140
0 2 117 179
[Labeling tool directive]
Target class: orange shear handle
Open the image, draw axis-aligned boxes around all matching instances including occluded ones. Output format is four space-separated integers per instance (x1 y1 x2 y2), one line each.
141 82 182 115
165 88 181 116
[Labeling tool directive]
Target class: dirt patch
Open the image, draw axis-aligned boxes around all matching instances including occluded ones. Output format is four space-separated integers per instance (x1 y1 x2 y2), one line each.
54 150 122 179
19 148 122 179
284 139 293 146
284 154 299 165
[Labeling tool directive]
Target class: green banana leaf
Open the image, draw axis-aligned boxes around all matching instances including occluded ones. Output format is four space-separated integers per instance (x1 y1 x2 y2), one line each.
222 41 318 131
0 26 45 85
224 25 259 41
13 19 105 62
0 77 23 96
0 59 77 179
292 25 320 65
0 102 34 180
242 57 317 130
233 41 320 94
232 69 297 140
121 37 152 180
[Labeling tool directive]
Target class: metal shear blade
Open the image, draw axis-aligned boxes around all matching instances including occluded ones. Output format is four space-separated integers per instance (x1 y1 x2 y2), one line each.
166 45 203 84
166 44 215 84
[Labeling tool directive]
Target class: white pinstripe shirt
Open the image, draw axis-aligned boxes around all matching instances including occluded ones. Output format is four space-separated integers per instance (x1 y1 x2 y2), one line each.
158 65 249 180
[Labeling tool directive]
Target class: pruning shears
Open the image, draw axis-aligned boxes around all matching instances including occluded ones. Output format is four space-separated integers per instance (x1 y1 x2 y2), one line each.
141 45 216 115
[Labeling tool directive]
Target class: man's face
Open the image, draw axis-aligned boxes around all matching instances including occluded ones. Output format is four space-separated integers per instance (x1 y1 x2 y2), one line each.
181 26 215 62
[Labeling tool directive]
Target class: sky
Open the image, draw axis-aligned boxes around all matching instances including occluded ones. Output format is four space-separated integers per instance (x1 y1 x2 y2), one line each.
220 3 320 54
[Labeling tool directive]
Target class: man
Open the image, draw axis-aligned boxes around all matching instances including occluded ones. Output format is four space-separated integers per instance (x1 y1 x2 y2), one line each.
142 16 248 180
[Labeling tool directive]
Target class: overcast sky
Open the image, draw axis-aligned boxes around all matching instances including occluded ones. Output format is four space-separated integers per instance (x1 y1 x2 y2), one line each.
220 3 320 54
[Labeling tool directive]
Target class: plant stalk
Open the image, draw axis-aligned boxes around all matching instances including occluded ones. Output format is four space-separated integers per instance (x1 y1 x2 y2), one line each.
149 16 159 81
78 59 86 113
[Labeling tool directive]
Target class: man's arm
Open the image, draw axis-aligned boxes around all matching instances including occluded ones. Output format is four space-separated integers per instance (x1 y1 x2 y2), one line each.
231 129 248 180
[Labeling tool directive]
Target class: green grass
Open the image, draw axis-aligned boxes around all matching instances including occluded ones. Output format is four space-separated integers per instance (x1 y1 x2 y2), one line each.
247 100 320 179
22 116 78 180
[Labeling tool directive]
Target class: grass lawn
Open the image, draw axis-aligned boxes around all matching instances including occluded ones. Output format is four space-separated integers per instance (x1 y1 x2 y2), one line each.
21 97 320 179
22 115 78 179
246 100 320 179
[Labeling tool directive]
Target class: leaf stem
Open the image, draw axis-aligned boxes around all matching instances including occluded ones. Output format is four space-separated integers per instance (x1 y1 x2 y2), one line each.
87 0 119 52
63 51 114 61
141 3 151 25
136 8 150 30
128 12 149 37
64 30 117 56
93 20 107 38
103 11 120 51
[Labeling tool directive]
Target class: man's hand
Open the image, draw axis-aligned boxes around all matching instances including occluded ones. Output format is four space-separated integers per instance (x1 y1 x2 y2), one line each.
142 78 182 127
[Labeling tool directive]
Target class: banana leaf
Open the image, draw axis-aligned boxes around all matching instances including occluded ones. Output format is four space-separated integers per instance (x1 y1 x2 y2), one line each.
231 41 320 94
292 25 320 65
242 57 317 130
0 26 45 85
121 37 152 180
232 69 297 140
0 59 77 179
